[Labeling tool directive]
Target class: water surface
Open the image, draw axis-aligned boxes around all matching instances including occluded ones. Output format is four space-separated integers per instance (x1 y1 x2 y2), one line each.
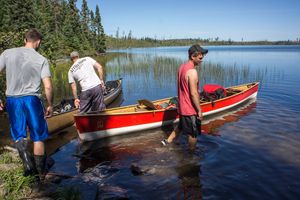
7 45 300 199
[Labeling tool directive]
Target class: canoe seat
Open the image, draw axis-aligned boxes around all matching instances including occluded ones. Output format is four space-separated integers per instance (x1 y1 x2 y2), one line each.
226 88 241 96
135 106 149 112
138 99 157 110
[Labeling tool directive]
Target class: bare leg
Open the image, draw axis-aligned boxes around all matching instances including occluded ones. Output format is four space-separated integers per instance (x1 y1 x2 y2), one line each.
33 141 45 156
188 136 197 152
167 125 180 143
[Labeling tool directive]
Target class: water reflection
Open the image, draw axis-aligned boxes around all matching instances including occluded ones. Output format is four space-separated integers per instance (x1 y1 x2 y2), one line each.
45 126 77 156
201 98 257 135
2 45 299 199
63 99 257 199
45 93 124 157
173 148 202 199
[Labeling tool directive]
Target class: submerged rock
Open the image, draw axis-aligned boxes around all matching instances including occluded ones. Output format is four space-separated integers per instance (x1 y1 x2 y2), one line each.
60 177 98 200
98 185 129 200
131 163 149 176
82 162 119 183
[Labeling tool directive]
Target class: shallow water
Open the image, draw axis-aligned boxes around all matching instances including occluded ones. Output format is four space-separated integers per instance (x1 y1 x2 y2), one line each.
5 45 300 199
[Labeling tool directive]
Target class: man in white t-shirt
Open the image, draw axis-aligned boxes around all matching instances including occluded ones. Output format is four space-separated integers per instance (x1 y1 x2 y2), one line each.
68 51 106 113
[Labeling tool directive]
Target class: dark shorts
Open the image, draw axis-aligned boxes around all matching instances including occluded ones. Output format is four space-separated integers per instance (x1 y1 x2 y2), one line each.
178 115 201 138
6 96 49 142
80 85 106 113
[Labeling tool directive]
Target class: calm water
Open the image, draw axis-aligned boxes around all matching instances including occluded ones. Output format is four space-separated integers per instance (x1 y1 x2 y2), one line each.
9 45 300 199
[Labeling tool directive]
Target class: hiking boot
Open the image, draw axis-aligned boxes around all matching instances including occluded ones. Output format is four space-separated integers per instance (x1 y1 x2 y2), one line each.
34 155 47 182
15 139 37 176
161 139 169 146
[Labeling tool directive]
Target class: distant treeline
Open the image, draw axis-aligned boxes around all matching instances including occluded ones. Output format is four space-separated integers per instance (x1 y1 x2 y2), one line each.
106 36 300 50
0 0 299 61
0 0 106 63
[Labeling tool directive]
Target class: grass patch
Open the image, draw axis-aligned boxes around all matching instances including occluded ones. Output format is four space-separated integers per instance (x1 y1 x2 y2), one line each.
0 150 21 164
0 150 82 199
0 150 34 199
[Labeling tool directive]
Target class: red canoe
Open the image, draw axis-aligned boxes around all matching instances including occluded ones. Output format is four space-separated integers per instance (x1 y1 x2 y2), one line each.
74 82 259 141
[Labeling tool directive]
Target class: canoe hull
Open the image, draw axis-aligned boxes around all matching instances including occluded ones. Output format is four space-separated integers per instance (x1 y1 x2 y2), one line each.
48 78 122 134
75 82 259 141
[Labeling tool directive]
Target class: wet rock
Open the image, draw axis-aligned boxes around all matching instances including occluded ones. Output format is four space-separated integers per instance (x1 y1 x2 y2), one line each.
30 182 58 197
131 162 177 177
82 163 119 183
98 185 129 200
60 177 98 200
72 153 93 160
45 173 64 184
131 163 150 176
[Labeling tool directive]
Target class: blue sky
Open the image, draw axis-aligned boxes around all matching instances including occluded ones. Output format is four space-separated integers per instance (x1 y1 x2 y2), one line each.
81 0 300 41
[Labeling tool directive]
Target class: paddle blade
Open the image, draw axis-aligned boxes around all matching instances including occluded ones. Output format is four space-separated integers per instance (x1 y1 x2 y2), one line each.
137 99 157 110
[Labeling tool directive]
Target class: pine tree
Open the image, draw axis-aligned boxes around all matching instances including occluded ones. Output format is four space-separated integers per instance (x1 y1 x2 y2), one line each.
0 0 35 32
80 0 93 51
81 0 90 33
94 5 106 53
62 0 82 50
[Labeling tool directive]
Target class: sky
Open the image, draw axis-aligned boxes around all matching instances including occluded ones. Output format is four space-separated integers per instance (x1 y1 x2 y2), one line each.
80 0 300 41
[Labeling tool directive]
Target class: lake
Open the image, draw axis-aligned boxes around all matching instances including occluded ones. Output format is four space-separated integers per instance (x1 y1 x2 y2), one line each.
4 45 300 199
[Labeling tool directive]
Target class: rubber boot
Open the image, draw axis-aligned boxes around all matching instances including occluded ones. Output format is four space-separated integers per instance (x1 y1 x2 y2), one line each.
15 139 37 176
34 154 47 182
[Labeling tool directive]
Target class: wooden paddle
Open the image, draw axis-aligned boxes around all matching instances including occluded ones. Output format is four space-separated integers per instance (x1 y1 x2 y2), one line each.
0 99 4 112
137 99 157 110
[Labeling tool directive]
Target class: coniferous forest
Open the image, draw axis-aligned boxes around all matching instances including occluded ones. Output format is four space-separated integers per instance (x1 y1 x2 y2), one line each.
1 0 299 61
0 0 106 61
0 0 107 102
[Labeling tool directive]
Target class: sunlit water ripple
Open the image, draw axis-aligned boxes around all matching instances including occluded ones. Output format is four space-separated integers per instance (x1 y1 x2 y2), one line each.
3 45 299 199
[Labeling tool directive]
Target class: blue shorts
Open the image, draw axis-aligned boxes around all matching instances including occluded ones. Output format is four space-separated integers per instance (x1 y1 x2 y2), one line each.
6 96 49 142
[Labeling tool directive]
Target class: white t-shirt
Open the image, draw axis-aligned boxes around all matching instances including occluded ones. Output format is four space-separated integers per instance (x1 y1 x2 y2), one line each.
68 57 101 91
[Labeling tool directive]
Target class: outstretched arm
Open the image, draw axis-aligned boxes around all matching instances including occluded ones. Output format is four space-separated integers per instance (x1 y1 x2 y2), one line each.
42 77 53 118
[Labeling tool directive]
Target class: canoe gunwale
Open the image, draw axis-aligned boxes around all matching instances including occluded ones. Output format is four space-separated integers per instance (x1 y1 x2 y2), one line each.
48 78 122 133
74 82 259 117
74 81 259 141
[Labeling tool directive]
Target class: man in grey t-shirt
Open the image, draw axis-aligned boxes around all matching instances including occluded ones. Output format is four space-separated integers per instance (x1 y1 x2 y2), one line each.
0 29 53 182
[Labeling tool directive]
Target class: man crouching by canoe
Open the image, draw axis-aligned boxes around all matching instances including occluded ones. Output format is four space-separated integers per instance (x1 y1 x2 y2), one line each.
0 29 54 183
68 51 106 113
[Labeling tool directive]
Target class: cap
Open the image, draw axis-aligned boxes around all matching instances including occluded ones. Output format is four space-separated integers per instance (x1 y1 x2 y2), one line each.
188 44 208 57
70 51 79 58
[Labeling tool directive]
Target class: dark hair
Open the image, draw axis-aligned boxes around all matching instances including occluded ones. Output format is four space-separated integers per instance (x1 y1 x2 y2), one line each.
25 28 43 42
188 44 208 59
